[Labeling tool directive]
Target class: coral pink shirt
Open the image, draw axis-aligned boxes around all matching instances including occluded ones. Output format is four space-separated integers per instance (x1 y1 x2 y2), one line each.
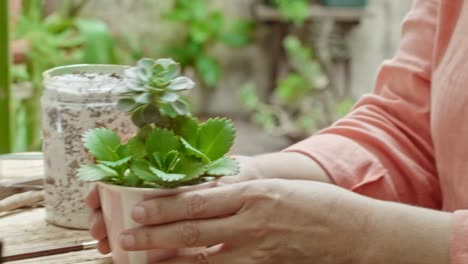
287 0 468 263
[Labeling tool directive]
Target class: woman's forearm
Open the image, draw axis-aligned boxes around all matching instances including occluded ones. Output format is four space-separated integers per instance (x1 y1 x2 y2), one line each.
253 152 333 183
365 200 452 264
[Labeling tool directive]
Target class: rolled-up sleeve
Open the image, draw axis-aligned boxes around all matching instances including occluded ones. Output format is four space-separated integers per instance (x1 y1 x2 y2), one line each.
285 1 468 262
286 0 441 209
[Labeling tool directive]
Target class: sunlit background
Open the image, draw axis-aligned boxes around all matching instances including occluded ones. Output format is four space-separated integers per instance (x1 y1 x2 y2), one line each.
1 0 412 155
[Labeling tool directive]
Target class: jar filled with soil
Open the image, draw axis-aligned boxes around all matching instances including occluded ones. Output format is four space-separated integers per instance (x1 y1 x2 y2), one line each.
41 65 136 229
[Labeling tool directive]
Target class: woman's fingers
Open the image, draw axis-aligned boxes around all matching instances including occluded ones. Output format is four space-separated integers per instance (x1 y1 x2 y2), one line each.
86 185 101 209
132 183 248 225
121 216 241 251
97 238 111 254
90 210 107 241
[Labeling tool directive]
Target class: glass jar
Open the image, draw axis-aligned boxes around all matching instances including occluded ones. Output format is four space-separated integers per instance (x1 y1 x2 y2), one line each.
41 64 136 229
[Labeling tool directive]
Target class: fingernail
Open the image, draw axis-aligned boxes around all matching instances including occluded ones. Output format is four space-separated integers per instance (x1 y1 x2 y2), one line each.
120 234 135 249
133 206 146 222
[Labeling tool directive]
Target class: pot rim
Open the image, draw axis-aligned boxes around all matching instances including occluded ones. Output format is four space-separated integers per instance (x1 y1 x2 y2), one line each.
97 181 217 195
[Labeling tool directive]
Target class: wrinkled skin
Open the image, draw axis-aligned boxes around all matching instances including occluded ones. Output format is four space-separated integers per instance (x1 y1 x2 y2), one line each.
86 156 372 263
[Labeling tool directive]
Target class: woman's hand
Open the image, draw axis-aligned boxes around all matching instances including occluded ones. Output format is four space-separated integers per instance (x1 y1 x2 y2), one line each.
85 155 265 255
119 179 374 263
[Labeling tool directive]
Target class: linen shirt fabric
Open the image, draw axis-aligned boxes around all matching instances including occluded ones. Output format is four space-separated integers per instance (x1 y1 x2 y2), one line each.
286 0 468 263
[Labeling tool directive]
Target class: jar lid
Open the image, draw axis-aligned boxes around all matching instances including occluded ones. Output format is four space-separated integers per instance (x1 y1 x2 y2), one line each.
42 64 129 103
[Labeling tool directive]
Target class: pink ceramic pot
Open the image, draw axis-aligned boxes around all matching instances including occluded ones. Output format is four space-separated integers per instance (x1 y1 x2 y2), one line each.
98 182 215 264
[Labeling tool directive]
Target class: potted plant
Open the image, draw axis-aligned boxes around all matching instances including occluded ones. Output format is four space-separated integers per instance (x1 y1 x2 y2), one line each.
77 58 239 264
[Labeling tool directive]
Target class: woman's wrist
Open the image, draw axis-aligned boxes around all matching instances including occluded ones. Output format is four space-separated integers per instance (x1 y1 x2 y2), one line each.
364 199 452 264
252 152 332 183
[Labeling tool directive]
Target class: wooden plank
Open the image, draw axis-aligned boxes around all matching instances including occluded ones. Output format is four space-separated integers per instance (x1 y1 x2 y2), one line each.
252 3 366 22
0 153 43 199
1 208 111 263
0 0 12 154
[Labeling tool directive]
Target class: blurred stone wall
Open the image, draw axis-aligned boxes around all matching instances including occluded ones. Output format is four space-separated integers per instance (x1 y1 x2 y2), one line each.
349 0 412 97
78 0 412 114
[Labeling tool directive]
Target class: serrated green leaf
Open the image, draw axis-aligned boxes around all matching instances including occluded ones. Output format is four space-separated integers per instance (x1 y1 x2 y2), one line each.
77 164 118 182
146 128 181 157
82 128 121 161
98 156 132 168
130 160 159 182
149 166 185 182
151 152 165 170
122 170 140 187
165 150 181 172
172 116 199 145
180 138 210 163
197 118 235 161
116 144 130 158
206 157 239 176
127 137 146 159
173 156 207 182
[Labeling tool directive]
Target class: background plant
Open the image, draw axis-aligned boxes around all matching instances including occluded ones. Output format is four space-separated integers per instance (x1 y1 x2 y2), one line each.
241 35 354 142
265 0 311 26
164 0 254 113
0 0 11 153
78 58 239 188
11 0 117 151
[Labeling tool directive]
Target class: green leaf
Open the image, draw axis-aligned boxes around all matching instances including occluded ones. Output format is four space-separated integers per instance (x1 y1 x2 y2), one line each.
149 166 185 182
75 18 117 64
195 56 220 88
180 138 210 163
168 77 195 91
146 128 181 157
122 169 141 187
151 152 165 170
127 137 146 159
138 58 155 72
171 116 199 145
98 156 132 168
173 156 207 182
77 164 118 182
170 99 190 116
135 92 153 104
160 92 180 103
130 160 159 182
117 98 138 113
82 128 121 161
206 157 239 176
160 103 179 118
159 63 181 82
197 118 235 161
165 150 181 172
155 58 178 70
116 144 130 158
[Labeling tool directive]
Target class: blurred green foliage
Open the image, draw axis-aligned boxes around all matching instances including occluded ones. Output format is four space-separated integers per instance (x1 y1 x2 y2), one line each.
11 0 118 151
0 0 12 153
241 35 354 141
165 0 254 89
265 0 310 25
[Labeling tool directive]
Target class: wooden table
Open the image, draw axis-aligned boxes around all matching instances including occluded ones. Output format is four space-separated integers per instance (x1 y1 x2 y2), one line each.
0 154 111 263
1 208 111 263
